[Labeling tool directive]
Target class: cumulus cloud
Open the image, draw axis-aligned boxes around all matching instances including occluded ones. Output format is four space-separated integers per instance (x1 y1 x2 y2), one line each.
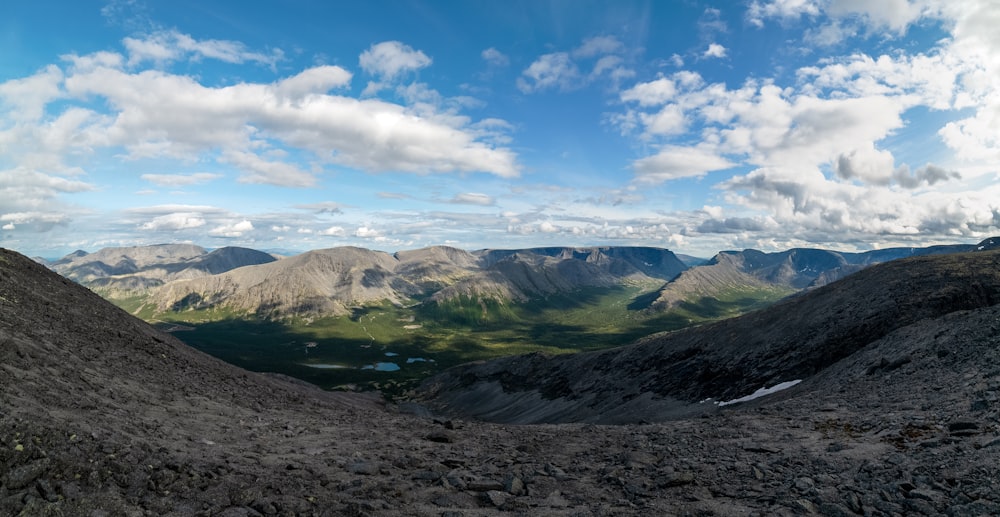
209 219 254 237
272 65 352 99
359 41 431 80
518 36 632 93
620 77 677 106
319 226 346 236
704 43 728 59
633 145 736 182
355 226 381 238
517 53 580 93
747 0 821 27
45 59 518 179
138 212 207 231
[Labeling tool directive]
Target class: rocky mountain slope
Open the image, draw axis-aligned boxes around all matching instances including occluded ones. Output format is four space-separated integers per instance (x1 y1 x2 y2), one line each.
147 246 687 318
50 244 277 295
3 247 1000 515
419 248 1000 424
649 239 993 310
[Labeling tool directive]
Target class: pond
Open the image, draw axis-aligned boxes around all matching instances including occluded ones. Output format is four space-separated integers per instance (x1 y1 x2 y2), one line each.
362 362 401 372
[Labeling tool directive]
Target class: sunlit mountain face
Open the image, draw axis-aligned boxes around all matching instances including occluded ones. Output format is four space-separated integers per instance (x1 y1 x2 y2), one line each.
2 1 998 261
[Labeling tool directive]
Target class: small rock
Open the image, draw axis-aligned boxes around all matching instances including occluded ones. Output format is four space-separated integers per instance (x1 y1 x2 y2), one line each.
346 461 378 475
467 479 504 491
742 444 781 454
484 490 508 507
544 463 570 480
907 488 941 502
504 474 526 496
3 459 50 490
948 421 979 433
426 431 454 443
542 490 570 508
791 498 820 514
662 472 695 487
979 436 1000 449
411 470 442 482
36 479 58 502
794 477 816 492
843 492 863 513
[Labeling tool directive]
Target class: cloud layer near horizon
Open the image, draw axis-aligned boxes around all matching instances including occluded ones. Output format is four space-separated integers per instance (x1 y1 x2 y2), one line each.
1 1 998 257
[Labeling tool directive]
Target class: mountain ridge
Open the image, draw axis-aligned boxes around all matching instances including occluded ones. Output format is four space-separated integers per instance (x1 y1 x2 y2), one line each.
418 248 1000 424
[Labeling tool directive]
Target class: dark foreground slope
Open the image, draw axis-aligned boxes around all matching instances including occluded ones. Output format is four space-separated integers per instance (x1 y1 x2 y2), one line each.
3 248 1000 516
419 250 1000 424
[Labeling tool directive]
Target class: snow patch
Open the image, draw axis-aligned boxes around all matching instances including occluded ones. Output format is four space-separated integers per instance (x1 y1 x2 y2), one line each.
717 380 802 406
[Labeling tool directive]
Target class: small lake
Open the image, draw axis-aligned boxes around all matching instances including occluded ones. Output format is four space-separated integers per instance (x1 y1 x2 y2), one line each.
362 362 401 372
301 363 349 369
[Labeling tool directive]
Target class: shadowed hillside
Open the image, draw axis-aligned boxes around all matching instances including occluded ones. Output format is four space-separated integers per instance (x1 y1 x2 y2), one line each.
420 249 1000 424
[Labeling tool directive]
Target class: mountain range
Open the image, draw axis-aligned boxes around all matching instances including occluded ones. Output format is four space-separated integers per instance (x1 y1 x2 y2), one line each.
48 244 277 296
42 238 999 322
4 242 1000 515
417 247 1000 424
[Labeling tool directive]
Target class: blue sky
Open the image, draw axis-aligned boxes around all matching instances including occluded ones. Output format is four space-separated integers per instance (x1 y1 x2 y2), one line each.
2 1 999 259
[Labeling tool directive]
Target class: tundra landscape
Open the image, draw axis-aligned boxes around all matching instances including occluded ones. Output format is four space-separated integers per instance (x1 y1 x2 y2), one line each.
4 1 1000 515
4 240 1000 515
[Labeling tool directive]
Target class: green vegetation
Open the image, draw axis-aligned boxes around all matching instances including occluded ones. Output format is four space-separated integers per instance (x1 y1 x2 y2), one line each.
108 282 791 398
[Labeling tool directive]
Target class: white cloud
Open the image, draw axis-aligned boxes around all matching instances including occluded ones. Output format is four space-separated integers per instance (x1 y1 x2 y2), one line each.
319 226 346 236
0 65 64 122
138 212 207 231
633 145 736 183
826 0 925 33
210 219 254 237
355 226 381 238
123 30 282 67
704 43 728 59
481 47 510 67
620 77 677 106
747 0 821 27
272 65 352 99
222 150 317 188
450 193 495 206
0 211 71 232
573 36 625 58
140 173 222 187
52 61 518 179
517 52 580 93
359 41 432 79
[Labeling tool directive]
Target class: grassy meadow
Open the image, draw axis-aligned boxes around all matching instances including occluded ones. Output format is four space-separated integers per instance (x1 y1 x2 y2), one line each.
109 282 791 397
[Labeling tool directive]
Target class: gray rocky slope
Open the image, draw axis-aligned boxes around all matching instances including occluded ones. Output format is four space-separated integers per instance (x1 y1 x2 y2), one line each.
3 247 1000 515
